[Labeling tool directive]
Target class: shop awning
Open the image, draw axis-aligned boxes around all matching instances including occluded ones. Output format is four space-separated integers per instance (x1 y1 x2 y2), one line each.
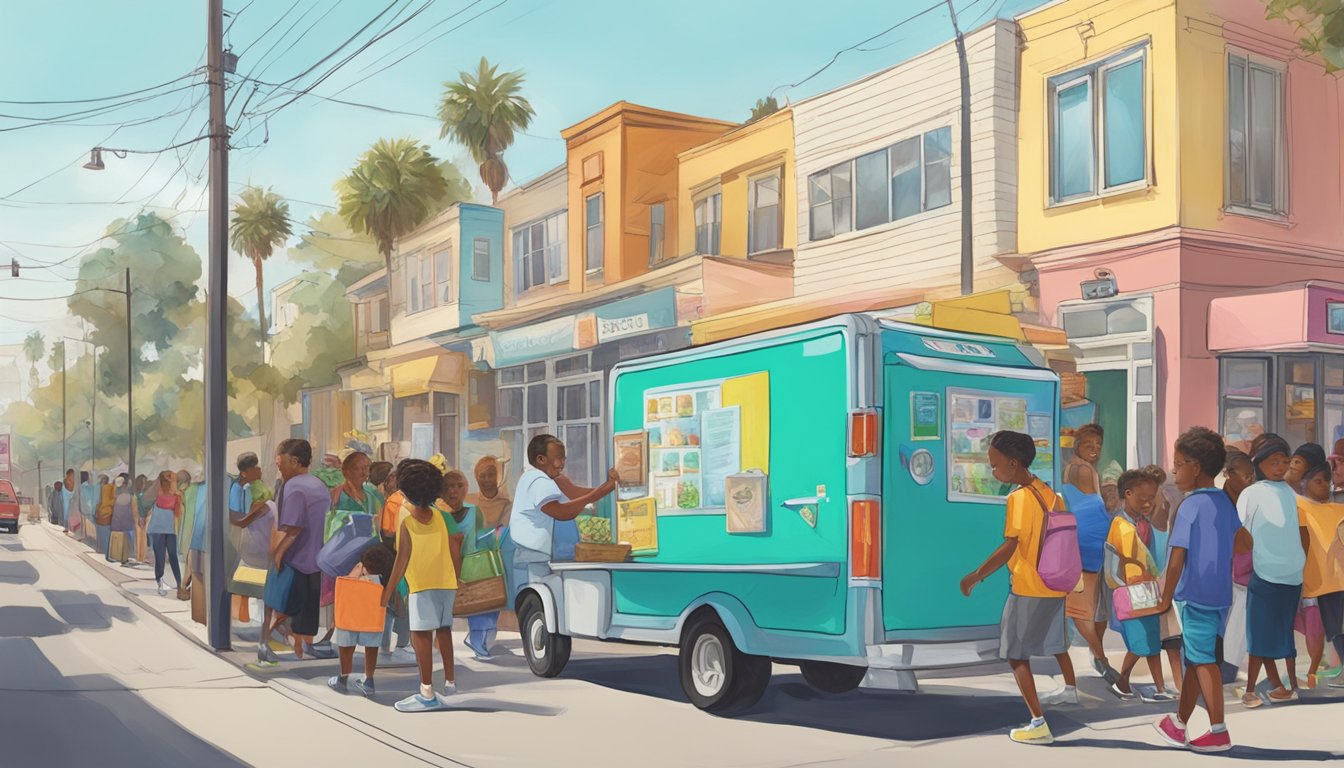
1208 282 1344 353
388 357 439 398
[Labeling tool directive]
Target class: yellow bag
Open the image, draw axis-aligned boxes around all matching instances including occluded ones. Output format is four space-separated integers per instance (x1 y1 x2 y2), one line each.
108 532 130 563
232 564 268 587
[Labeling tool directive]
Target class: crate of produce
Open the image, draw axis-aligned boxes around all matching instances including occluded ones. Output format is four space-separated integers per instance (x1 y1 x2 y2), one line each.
574 542 632 563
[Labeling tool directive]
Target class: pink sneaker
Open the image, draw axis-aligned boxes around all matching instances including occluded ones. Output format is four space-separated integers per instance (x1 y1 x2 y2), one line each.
1153 714 1187 748
1188 729 1232 754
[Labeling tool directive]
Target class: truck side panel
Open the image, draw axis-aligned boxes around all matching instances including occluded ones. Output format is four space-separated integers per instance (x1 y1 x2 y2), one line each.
608 328 853 636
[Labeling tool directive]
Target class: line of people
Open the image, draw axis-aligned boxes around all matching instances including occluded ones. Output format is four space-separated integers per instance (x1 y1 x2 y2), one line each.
961 425 1344 752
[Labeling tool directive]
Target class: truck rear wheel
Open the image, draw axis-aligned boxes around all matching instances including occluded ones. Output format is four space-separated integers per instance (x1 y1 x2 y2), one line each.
519 593 570 678
800 661 867 693
678 614 771 714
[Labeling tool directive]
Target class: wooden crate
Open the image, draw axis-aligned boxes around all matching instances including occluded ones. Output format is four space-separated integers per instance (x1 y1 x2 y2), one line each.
574 542 631 563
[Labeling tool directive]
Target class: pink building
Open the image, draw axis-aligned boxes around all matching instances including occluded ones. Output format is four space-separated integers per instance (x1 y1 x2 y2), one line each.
1018 0 1344 469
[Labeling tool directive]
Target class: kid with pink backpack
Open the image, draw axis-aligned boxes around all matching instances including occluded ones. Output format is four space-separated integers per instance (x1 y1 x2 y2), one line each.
961 431 1082 746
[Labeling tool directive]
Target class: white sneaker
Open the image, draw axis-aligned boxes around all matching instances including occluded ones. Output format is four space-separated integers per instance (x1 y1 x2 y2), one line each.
440 681 457 701
1040 686 1079 706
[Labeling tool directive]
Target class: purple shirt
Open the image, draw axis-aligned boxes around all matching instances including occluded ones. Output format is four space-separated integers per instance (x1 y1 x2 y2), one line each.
279 472 329 575
1168 487 1242 608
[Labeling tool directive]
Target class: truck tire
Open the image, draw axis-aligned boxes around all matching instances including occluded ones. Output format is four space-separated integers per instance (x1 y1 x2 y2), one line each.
678 614 771 714
800 661 867 693
519 592 571 678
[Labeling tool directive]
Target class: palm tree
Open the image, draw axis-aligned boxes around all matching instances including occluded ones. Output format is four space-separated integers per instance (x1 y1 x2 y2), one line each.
336 138 448 273
437 57 536 204
22 330 44 395
229 186 292 343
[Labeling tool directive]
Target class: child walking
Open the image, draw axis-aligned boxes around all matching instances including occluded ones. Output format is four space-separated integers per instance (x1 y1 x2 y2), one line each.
1105 470 1171 702
1154 427 1244 753
1295 455 1344 689
961 431 1078 746
329 543 396 697
382 459 459 712
1238 433 1305 707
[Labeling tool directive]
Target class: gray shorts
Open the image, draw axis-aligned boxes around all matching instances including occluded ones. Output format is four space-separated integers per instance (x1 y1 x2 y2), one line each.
333 628 383 648
1000 593 1068 661
408 589 456 632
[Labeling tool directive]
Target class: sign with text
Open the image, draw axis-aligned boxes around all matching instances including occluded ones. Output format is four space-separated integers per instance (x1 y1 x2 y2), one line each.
598 312 650 343
491 315 577 367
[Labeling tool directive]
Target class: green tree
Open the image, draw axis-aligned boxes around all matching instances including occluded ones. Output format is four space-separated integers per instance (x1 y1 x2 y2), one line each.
749 96 780 123
22 331 44 394
230 186 293 344
1264 0 1344 70
437 57 536 204
337 138 449 273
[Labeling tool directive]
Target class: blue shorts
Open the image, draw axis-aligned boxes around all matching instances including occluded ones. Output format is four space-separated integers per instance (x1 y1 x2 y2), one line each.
1181 603 1228 666
408 589 456 632
333 628 383 648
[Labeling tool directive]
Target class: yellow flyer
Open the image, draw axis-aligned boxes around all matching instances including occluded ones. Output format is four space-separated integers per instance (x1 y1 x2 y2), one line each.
616 497 659 555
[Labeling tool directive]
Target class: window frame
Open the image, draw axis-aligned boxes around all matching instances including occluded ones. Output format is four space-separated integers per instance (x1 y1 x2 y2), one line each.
585 192 604 277
1047 43 1151 206
434 246 453 307
1225 48 1287 218
693 191 722 256
747 168 783 255
648 202 666 265
471 237 490 282
511 209 568 296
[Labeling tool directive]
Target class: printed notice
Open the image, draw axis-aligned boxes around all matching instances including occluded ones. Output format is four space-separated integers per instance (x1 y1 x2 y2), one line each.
700 406 741 508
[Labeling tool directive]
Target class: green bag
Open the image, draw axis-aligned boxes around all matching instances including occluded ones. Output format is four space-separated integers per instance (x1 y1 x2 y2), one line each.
460 549 504 583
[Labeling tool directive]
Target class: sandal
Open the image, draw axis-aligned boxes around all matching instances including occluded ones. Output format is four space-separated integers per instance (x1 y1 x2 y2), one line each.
1266 687 1297 704
1241 692 1264 709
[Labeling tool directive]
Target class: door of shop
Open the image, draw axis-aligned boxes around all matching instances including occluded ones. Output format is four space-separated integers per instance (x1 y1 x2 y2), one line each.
1084 370 1128 474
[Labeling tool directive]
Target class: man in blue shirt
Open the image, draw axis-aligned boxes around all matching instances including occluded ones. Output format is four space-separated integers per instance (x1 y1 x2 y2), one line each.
1154 427 1248 754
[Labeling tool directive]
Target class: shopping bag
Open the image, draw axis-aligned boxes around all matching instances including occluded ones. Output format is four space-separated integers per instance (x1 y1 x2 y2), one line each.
191 579 206 625
1112 578 1163 621
316 513 376 578
263 563 295 612
108 532 129 563
460 549 504 583
334 576 384 633
453 576 507 617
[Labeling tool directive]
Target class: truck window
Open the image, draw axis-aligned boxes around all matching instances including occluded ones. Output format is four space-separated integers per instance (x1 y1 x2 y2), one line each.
947 387 1055 501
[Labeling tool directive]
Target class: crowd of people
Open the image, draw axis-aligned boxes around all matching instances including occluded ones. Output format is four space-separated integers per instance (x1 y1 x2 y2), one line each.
962 424 1344 752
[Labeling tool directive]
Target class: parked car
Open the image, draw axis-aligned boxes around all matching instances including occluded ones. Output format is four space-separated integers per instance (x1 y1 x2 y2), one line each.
0 480 20 533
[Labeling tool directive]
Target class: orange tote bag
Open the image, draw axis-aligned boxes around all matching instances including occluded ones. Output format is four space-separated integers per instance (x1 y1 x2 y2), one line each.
334 576 384 633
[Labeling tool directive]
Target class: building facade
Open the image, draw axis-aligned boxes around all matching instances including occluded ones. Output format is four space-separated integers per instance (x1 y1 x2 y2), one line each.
1019 0 1344 468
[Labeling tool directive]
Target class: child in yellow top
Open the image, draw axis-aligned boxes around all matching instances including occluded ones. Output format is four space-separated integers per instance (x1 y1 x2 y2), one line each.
383 459 460 712
1296 461 1344 689
1105 471 1170 702
961 431 1078 746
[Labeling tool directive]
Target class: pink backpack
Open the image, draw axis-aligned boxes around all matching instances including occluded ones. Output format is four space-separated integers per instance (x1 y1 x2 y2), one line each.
1025 482 1083 593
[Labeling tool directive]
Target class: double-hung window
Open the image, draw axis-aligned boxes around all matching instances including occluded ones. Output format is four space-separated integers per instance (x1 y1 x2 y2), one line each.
434 247 453 305
808 162 852 240
747 170 782 254
512 210 568 294
1227 51 1285 215
404 252 437 314
585 193 604 275
694 193 721 255
472 238 490 281
1048 44 1148 203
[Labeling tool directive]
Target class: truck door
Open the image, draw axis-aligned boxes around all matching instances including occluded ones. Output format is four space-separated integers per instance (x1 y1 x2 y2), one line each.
881 361 1059 635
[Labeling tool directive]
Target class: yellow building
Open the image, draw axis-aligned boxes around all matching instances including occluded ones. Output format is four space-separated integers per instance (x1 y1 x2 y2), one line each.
674 108 796 316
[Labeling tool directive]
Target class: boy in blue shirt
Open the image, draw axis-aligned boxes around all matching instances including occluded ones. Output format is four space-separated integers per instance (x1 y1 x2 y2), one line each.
1153 427 1249 754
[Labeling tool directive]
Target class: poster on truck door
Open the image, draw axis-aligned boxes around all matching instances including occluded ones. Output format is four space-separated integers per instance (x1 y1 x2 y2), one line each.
948 387 1054 501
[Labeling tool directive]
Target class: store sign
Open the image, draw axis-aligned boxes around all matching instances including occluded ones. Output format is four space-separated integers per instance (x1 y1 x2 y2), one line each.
922 338 995 358
492 315 577 367
598 312 650 343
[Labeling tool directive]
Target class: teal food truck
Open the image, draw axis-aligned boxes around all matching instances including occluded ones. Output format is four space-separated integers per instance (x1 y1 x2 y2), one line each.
516 314 1060 714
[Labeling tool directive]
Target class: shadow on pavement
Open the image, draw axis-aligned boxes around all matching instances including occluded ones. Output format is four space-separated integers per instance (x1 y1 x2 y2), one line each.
0 606 71 638
1055 738 1341 761
41 589 136 630
0 560 39 584
0 638 248 768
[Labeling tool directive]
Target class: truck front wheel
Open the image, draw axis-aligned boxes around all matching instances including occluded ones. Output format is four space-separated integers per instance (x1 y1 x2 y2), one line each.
678 614 771 714
519 593 571 678
800 661 867 693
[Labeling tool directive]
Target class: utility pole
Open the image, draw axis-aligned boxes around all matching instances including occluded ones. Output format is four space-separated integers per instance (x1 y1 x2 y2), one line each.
61 349 66 478
91 347 97 474
947 0 974 296
205 0 232 650
126 267 135 490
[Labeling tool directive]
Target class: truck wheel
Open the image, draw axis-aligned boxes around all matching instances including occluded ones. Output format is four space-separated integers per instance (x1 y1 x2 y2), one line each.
519 593 571 678
800 661 867 693
679 614 771 714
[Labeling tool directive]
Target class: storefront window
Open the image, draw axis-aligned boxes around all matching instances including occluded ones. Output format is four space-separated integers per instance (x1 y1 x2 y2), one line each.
1281 358 1318 447
498 356 603 488
1220 358 1266 451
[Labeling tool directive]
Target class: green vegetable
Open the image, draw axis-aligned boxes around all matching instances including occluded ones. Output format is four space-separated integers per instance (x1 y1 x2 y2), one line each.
678 482 700 509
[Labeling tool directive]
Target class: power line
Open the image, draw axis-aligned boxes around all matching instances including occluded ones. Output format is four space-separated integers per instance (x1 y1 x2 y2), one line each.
0 70 202 106
342 0 488 80
770 0 947 98
0 81 204 133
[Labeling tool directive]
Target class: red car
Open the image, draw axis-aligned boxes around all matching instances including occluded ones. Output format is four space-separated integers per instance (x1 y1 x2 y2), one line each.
0 480 19 533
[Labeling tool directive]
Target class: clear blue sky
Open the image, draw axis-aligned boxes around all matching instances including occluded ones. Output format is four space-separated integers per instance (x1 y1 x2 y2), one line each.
0 0 1048 355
